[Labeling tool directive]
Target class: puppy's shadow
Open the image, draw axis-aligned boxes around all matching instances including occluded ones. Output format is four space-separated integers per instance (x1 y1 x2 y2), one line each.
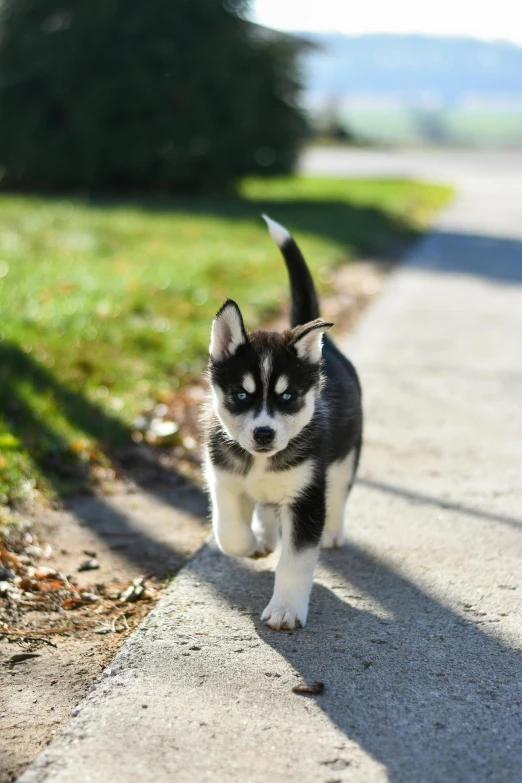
190 542 521 783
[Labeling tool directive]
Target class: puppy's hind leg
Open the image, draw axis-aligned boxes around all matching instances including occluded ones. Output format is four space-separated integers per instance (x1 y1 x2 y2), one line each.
322 449 357 549
251 504 279 557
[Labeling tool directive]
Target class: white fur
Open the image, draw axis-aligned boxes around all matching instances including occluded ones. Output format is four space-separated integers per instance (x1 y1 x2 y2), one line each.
322 449 356 548
261 506 319 629
252 504 279 555
206 456 313 557
211 386 249 446
261 355 272 397
275 374 289 394
206 461 258 557
242 373 256 394
252 408 278 441
294 328 326 363
262 214 291 248
210 305 245 360
285 387 317 442
244 456 313 505
209 455 313 506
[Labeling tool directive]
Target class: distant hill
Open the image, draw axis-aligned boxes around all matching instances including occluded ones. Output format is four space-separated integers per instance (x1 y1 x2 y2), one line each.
298 33 522 104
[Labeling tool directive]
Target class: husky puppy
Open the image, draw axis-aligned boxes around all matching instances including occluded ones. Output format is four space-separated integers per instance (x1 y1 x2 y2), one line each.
204 216 362 630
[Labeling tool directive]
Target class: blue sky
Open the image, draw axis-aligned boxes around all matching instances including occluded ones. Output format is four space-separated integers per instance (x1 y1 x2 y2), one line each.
252 0 522 45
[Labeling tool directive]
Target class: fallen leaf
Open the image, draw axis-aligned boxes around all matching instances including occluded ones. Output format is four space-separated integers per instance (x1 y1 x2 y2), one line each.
291 681 324 695
77 559 100 572
6 653 41 666
320 758 350 770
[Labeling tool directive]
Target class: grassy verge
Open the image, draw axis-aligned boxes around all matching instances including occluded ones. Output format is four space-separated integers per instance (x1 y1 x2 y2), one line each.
0 175 452 504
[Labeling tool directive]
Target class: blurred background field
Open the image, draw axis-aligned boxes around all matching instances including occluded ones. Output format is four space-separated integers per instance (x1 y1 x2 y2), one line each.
302 33 522 147
310 101 522 148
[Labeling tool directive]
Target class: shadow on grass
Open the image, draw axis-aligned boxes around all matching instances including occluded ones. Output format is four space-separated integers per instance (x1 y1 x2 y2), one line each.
0 341 208 576
12 189 521 284
75 190 522 284
21 190 425 260
195 198 414 258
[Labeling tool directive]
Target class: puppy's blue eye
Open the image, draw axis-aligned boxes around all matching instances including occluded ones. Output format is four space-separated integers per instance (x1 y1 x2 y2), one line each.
281 392 293 402
236 392 248 401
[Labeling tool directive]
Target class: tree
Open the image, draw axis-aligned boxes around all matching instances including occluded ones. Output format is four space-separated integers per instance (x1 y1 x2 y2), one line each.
0 0 306 192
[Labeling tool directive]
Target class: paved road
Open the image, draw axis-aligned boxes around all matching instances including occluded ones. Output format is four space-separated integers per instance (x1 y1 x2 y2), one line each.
20 151 522 782
301 145 522 185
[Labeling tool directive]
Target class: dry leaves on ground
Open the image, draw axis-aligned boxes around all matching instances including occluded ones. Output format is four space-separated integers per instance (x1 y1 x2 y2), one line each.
0 526 162 644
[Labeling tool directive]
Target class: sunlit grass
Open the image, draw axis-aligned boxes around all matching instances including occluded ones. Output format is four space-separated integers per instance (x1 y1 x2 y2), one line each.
0 175 453 503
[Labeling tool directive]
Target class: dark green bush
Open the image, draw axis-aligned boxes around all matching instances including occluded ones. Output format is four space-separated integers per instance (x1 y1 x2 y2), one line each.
0 0 306 192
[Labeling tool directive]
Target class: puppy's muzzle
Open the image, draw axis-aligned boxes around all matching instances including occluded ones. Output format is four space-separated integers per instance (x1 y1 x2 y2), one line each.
253 426 275 448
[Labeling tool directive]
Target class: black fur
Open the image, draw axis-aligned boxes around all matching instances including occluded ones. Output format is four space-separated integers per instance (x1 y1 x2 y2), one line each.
278 235 321 327
291 475 326 549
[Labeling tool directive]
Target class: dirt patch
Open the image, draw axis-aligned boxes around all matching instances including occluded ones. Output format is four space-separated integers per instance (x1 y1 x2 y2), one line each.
2 631 122 783
0 258 388 782
1 483 208 783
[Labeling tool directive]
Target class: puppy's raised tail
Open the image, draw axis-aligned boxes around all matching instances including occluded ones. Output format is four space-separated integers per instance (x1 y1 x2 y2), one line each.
262 214 320 327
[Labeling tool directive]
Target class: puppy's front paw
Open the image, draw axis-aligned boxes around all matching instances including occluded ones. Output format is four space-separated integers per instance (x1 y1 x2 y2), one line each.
321 529 344 549
261 602 305 630
216 527 257 558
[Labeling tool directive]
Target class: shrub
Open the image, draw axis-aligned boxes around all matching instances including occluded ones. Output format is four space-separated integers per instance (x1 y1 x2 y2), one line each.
0 0 306 192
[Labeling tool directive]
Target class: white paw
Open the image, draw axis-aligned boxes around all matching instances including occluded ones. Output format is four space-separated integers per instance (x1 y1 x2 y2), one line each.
261 601 306 630
216 527 257 558
321 529 344 549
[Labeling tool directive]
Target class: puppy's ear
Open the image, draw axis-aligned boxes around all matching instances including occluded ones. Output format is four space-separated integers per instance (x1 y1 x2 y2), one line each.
209 300 247 360
289 319 333 363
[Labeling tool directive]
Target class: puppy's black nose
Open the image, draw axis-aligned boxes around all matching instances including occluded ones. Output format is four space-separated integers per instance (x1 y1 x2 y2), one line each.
253 426 275 446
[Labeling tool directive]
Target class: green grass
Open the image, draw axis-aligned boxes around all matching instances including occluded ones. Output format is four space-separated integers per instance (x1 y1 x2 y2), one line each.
0 175 452 504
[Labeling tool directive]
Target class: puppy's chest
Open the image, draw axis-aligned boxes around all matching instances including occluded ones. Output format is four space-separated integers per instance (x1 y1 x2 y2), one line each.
243 459 313 505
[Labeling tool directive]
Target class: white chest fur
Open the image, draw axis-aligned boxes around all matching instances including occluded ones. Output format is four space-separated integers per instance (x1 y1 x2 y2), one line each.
245 457 313 504
210 457 314 506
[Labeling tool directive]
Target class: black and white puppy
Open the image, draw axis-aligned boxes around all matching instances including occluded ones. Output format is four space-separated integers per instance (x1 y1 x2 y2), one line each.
204 216 362 630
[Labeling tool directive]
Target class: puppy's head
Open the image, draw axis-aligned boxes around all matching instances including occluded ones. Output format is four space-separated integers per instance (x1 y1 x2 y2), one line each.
208 300 332 456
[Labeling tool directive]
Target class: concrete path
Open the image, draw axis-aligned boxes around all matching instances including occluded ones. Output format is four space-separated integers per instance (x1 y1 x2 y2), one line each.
301 146 522 190
19 154 522 783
